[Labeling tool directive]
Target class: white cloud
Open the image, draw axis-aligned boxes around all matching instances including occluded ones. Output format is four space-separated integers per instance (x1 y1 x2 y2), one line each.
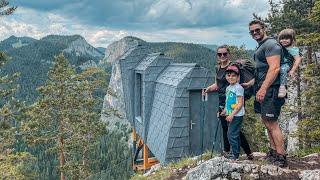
0 4 267 49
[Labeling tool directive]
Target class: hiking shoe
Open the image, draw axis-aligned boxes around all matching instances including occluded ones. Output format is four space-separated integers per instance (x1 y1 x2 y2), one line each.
273 153 288 168
264 148 276 163
227 155 239 162
278 85 287 98
222 151 233 159
247 153 254 161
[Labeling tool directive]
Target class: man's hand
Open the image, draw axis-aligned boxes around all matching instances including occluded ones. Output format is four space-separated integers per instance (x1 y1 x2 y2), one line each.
256 87 267 103
226 114 234 122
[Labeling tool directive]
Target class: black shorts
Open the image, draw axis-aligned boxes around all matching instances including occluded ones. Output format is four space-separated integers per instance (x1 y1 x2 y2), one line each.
254 85 285 121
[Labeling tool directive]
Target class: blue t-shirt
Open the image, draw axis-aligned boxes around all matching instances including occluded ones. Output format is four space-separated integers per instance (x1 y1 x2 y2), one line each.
284 46 300 63
225 83 245 117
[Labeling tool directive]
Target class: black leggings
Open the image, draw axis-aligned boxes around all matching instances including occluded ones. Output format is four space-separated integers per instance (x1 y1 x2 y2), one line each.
220 115 252 155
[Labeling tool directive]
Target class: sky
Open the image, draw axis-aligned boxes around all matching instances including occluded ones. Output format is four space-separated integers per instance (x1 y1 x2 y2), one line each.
1 0 271 49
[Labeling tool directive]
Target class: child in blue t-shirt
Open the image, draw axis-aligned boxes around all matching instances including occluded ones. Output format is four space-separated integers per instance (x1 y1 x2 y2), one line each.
278 28 302 98
221 65 245 160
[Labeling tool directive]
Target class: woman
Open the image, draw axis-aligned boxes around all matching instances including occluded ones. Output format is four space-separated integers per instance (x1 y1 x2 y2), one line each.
204 45 253 160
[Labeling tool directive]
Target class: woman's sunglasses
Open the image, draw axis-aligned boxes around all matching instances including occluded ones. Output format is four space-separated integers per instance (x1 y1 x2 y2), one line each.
217 52 228 57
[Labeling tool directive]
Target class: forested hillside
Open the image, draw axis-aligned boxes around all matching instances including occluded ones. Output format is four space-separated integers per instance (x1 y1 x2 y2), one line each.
0 35 104 102
150 42 217 71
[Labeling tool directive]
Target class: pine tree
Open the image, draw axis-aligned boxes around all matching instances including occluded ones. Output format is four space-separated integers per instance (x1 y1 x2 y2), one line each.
296 0 320 152
0 52 37 179
22 54 108 179
0 0 16 16
262 0 317 35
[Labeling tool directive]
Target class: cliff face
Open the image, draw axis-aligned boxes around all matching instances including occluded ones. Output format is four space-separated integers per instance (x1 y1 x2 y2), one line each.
63 36 103 58
101 36 145 65
100 36 146 128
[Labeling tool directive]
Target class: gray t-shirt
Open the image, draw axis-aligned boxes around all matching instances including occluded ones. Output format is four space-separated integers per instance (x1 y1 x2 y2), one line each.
254 37 283 87
225 83 245 117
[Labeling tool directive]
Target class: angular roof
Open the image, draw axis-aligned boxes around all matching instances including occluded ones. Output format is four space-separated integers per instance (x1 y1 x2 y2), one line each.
156 63 197 87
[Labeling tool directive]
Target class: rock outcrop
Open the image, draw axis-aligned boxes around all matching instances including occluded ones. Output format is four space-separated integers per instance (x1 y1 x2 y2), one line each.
63 36 104 58
101 36 145 65
186 153 320 180
100 36 146 128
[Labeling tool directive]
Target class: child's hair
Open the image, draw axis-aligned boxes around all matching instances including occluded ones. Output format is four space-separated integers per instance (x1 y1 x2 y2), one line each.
278 28 296 45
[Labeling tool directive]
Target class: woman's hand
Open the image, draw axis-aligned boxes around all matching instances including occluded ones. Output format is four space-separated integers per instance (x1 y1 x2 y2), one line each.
203 84 218 95
241 78 255 89
241 82 251 89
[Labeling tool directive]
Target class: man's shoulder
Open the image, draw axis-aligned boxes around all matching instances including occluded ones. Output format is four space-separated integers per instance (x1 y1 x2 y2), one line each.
263 38 281 47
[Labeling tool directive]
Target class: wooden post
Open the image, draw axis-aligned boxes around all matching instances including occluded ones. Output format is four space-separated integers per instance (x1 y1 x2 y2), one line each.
132 128 137 169
143 144 149 171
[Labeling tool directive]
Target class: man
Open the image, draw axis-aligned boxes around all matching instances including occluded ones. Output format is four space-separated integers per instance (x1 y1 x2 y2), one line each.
246 20 287 167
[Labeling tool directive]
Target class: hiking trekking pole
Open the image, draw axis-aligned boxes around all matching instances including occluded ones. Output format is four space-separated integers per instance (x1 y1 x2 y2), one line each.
200 92 208 163
211 106 222 158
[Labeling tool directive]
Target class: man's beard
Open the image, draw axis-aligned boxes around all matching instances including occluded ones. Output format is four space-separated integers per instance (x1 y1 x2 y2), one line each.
256 33 265 42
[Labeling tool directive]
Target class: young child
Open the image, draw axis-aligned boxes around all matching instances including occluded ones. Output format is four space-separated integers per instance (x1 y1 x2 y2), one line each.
221 65 245 160
278 28 302 98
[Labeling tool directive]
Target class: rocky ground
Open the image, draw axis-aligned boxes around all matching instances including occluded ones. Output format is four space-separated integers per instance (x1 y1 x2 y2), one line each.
140 152 320 180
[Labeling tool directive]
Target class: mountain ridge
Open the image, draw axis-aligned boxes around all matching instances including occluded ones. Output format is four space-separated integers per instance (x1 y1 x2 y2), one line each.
0 34 104 102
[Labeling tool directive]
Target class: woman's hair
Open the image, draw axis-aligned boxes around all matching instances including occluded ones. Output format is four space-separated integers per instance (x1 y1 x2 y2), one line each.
217 44 230 53
278 28 296 44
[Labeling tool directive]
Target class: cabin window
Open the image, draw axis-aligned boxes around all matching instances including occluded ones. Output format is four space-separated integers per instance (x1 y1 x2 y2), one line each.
135 73 142 122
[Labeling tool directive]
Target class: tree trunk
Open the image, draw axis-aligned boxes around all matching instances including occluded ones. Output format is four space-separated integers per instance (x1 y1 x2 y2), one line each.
59 136 65 180
307 46 313 65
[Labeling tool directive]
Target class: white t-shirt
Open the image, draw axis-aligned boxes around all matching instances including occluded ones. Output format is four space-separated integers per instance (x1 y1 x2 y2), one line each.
225 83 245 117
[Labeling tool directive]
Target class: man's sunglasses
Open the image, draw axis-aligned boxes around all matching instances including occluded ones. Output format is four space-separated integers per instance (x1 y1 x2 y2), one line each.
217 52 228 57
249 28 262 35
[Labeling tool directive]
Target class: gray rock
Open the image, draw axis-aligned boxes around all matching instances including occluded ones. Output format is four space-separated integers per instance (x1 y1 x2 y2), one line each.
143 164 162 177
185 156 304 180
231 172 241 180
101 36 145 65
300 169 320 180
249 173 259 179
304 153 319 158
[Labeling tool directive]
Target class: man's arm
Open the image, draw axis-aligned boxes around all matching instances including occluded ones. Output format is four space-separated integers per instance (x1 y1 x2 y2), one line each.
256 55 280 102
261 55 281 90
